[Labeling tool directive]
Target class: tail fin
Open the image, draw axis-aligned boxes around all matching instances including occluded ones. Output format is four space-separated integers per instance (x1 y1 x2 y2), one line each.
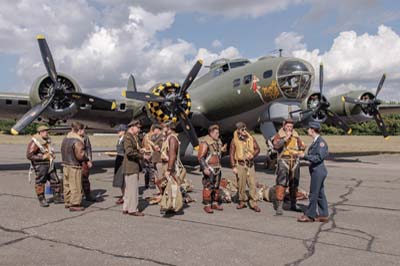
127 74 137 92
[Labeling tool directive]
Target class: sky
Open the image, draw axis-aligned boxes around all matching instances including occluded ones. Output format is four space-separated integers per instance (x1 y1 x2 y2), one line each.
0 0 400 100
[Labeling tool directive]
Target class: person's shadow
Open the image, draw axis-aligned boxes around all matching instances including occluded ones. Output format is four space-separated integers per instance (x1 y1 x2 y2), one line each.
83 188 107 207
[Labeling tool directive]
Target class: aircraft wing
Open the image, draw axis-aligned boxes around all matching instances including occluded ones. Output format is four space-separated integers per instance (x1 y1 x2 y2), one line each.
0 91 145 132
378 104 400 115
0 93 31 120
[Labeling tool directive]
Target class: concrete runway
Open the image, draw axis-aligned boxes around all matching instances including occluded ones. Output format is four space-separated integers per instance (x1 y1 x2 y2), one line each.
0 144 400 266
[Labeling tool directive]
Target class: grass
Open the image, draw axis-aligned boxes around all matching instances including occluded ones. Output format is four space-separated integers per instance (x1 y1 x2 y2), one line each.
1 134 399 154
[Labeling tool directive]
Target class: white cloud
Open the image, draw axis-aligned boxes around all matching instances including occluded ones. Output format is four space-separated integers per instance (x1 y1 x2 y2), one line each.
211 40 222 48
93 0 301 18
274 32 306 55
301 0 381 32
4 0 400 103
326 83 369 97
2 1 249 98
278 25 400 99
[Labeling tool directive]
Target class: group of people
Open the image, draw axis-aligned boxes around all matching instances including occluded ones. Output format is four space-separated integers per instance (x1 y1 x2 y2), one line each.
26 118 330 222
27 122 96 211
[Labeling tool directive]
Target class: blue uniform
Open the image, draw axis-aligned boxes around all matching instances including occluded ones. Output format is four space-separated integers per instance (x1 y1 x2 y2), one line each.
302 135 329 219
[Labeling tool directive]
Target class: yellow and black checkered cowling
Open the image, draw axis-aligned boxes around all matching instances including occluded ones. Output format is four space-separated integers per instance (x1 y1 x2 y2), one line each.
146 82 191 123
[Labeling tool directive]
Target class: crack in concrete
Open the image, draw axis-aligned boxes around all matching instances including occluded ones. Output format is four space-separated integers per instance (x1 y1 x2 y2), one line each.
0 224 176 266
1 182 397 264
325 230 371 241
285 179 372 266
385 177 400 183
341 203 400 212
0 236 29 248
1 193 35 200
146 213 306 242
30 235 177 266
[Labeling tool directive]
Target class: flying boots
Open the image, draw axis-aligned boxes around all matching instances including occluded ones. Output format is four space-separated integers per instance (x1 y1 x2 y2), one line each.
290 187 302 212
38 195 49 207
275 185 285 215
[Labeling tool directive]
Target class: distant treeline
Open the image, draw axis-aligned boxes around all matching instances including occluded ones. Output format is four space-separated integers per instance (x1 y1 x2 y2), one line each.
1 114 400 136
0 120 39 135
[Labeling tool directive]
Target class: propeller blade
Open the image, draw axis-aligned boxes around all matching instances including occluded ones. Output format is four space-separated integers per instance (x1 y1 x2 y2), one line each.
372 110 389 139
319 63 324 99
123 91 167 102
289 109 304 115
179 59 203 96
37 35 59 87
325 109 352 135
127 74 137 92
65 92 117 110
375 73 386 97
177 106 199 148
11 94 54 135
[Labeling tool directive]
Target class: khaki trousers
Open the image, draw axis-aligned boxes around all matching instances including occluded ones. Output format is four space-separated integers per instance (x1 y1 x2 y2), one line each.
63 166 82 206
237 164 258 208
155 162 164 179
123 173 139 213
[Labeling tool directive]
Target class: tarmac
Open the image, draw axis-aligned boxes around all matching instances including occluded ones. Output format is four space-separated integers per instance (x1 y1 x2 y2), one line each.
0 143 400 266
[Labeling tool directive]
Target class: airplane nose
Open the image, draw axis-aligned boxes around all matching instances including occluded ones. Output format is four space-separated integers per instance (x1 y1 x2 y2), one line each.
276 60 313 100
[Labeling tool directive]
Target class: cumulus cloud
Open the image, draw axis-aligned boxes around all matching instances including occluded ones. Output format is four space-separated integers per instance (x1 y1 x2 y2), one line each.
211 40 223 48
277 25 400 99
301 0 381 32
274 32 306 55
4 0 400 103
326 83 369 97
2 1 251 98
93 0 301 18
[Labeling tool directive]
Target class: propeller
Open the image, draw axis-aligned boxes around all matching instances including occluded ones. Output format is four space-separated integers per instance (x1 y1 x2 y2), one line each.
342 74 389 139
292 63 352 134
123 91 167 102
124 59 203 148
11 35 116 135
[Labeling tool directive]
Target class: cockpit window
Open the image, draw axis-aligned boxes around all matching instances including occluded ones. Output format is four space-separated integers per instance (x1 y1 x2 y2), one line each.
278 61 309 76
277 61 312 99
229 60 250 69
212 63 229 77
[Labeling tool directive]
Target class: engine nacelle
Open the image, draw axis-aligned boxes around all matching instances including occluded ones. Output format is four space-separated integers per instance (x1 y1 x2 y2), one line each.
328 90 375 123
301 92 328 123
145 82 191 123
29 73 81 121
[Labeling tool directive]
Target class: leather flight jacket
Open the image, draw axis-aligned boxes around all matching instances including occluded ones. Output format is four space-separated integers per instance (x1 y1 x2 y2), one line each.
61 137 87 166
198 135 223 171
27 140 49 164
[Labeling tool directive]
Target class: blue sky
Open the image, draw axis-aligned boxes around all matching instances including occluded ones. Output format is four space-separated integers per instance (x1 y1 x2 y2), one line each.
0 0 399 100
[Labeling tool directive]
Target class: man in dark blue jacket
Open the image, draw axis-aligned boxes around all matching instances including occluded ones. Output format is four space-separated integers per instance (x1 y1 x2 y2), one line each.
298 122 329 222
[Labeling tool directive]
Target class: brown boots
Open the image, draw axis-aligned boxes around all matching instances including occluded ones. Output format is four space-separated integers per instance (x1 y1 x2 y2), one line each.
275 185 285 215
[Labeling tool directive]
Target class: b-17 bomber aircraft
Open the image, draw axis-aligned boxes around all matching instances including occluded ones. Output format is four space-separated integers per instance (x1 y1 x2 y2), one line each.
1 36 399 154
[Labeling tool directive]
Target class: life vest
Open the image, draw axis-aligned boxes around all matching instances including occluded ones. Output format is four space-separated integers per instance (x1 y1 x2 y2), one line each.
161 133 179 161
233 130 254 161
277 128 304 157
